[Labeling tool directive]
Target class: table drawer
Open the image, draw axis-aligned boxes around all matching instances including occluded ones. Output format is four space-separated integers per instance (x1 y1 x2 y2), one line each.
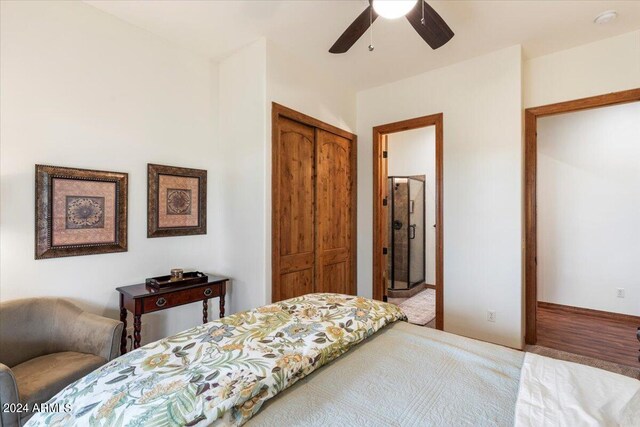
142 285 222 314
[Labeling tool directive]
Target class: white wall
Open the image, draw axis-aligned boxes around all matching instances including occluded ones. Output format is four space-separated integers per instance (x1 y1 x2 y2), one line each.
266 42 356 134
217 38 268 314
0 1 219 344
524 30 640 108
387 127 436 286
357 46 523 349
537 102 640 315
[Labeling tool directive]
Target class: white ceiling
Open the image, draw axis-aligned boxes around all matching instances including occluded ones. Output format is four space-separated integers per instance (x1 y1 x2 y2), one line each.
84 0 640 91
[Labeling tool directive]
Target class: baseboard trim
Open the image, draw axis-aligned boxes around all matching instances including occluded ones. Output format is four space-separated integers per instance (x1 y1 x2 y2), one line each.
424 283 436 290
537 301 640 324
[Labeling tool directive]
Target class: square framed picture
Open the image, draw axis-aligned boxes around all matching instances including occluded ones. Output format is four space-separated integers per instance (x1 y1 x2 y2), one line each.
147 164 207 237
35 165 128 259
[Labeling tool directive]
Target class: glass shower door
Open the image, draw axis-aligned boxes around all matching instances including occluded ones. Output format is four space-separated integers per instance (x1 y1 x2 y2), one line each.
408 177 425 286
391 177 409 289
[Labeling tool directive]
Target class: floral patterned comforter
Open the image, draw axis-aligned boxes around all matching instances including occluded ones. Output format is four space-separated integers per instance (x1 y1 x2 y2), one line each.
26 294 406 427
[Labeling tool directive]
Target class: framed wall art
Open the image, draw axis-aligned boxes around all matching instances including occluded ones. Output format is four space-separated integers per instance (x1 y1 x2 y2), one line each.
35 165 128 259
147 164 207 238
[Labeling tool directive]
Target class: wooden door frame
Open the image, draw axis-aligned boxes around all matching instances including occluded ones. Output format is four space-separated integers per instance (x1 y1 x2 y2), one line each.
524 88 640 345
271 102 357 302
373 113 444 330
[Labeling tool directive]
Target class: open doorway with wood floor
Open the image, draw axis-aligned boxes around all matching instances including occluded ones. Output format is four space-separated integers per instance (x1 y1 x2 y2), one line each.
373 114 443 330
525 88 640 370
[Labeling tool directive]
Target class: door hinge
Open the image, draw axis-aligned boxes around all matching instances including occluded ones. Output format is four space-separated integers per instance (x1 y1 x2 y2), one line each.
382 247 388 255
382 150 388 158
383 197 388 206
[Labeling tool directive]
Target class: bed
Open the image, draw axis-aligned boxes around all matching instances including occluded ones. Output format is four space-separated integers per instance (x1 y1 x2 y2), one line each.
25 294 639 426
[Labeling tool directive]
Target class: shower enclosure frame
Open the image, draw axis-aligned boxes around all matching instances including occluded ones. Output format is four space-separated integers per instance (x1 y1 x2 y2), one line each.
387 175 426 290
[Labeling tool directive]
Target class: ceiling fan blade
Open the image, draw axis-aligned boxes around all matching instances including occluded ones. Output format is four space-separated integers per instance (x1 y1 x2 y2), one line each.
329 5 378 54
406 1 454 50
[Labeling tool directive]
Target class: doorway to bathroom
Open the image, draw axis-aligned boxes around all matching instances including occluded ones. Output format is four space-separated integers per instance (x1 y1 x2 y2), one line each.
373 114 443 330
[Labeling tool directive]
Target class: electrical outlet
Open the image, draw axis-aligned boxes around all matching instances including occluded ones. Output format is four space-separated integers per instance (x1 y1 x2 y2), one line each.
616 288 625 298
487 310 496 322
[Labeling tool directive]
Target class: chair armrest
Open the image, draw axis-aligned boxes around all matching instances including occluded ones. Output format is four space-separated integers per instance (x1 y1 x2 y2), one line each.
63 312 124 361
0 363 19 427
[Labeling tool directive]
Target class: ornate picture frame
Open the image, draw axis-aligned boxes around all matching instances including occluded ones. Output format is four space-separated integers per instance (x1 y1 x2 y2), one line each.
147 164 207 238
35 165 128 259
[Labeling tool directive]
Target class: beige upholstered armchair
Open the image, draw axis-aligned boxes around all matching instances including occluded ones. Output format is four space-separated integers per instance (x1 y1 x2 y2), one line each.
0 298 123 427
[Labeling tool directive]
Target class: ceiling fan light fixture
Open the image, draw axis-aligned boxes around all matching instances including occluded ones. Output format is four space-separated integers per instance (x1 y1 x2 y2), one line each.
329 0 453 54
372 0 418 20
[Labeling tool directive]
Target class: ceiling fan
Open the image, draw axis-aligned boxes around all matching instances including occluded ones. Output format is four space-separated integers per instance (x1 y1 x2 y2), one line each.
329 0 454 53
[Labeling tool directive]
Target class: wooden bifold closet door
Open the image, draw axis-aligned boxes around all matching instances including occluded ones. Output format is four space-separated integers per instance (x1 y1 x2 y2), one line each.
272 105 356 302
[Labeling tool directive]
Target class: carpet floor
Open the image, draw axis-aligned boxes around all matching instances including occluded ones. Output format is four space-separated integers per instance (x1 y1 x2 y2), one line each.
388 289 436 326
525 344 640 380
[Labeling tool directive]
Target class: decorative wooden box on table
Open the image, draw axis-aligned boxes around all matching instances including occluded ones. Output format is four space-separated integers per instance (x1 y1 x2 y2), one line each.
116 272 228 355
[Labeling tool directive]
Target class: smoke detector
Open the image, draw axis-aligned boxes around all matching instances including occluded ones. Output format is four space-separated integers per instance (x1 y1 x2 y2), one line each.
594 10 617 24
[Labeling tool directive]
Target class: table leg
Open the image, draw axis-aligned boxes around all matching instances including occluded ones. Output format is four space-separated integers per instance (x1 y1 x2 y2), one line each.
219 294 225 318
203 299 208 324
119 295 128 355
133 315 142 349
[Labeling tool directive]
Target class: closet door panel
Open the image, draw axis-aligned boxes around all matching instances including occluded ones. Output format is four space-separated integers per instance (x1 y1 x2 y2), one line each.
280 270 313 301
273 117 315 301
316 129 354 295
322 262 348 295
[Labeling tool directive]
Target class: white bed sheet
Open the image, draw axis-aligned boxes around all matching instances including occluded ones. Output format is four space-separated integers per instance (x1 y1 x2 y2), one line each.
515 352 640 426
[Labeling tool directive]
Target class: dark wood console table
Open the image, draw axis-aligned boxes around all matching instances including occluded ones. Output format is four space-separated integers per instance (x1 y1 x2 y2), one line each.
117 274 228 354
